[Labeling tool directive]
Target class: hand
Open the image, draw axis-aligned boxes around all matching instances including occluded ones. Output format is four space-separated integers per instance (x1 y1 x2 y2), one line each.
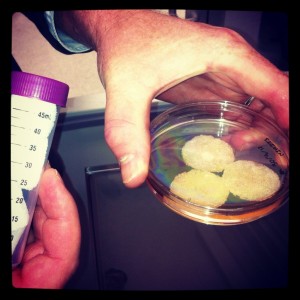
12 167 81 289
56 10 289 188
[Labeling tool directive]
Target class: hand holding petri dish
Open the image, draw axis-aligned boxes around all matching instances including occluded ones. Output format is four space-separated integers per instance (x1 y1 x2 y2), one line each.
147 101 289 225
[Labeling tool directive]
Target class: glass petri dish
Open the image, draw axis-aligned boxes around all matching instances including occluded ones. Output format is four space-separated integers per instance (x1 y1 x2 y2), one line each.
147 101 289 225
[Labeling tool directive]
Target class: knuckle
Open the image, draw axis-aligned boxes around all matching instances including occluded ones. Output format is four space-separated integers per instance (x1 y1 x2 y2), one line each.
104 119 135 149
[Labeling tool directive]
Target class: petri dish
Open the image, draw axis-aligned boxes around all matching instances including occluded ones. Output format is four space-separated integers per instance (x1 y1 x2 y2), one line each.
147 101 289 225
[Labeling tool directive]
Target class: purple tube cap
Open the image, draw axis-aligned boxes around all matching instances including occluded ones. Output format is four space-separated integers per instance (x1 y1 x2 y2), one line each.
11 71 69 107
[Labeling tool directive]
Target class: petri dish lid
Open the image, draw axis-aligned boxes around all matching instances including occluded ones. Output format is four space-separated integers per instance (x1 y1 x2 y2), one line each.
147 101 289 225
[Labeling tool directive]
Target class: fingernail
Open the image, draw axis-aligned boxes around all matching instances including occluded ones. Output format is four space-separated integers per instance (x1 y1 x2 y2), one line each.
53 168 62 181
239 141 255 151
119 154 135 165
119 154 147 184
45 161 51 169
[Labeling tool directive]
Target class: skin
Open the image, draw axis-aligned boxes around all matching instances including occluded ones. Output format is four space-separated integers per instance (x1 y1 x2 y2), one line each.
54 10 289 188
12 167 81 289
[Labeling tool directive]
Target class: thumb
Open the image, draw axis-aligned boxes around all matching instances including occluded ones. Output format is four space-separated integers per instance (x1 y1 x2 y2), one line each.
104 91 152 188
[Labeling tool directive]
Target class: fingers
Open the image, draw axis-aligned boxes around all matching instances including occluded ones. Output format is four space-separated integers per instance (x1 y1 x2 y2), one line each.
13 167 81 289
222 128 265 152
215 36 289 130
156 66 288 133
104 90 152 188
157 74 248 103
37 168 81 260
22 166 79 263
